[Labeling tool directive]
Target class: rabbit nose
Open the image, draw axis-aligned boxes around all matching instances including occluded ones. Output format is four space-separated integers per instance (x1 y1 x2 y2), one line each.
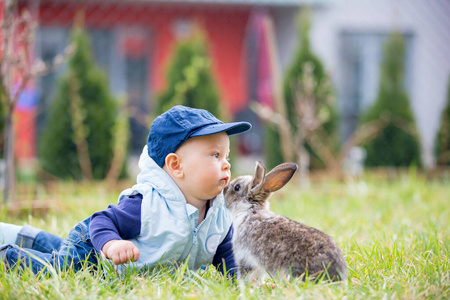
223 185 229 194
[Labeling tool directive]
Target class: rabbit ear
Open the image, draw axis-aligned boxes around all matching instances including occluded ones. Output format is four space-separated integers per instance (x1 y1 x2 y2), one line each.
251 161 266 190
261 163 298 193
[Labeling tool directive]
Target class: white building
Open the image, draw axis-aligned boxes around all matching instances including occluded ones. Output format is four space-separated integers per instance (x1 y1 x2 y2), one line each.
299 0 450 168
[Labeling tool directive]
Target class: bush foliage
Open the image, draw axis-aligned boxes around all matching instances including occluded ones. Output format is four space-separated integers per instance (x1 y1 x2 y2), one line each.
434 76 450 166
39 27 118 180
156 31 221 118
360 32 422 167
266 10 339 169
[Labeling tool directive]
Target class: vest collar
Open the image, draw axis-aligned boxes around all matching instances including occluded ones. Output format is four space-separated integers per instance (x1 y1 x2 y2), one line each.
134 146 225 207
135 146 185 203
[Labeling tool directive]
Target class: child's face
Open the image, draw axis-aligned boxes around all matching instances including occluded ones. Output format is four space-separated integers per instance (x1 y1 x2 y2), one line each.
175 132 231 202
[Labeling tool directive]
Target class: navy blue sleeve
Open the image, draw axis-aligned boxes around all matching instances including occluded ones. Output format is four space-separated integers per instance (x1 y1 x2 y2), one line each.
89 194 143 252
213 224 237 278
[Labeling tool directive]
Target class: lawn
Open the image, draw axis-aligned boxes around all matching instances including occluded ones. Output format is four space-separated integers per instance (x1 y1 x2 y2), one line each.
1 169 449 299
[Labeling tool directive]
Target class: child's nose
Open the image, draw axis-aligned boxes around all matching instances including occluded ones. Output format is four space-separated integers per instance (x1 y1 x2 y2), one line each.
223 159 231 170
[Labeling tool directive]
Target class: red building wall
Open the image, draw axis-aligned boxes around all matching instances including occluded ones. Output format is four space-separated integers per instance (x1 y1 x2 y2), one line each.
36 2 252 114
10 1 256 164
8 1 260 165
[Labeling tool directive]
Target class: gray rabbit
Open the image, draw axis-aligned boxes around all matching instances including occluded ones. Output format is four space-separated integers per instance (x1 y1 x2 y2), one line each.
224 161 347 281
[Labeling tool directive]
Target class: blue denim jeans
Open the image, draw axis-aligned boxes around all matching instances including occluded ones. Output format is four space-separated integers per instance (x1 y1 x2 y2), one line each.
0 217 98 274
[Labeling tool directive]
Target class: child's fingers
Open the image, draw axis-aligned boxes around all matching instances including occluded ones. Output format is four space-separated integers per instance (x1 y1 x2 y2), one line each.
112 254 122 265
119 250 130 264
132 246 140 262
108 241 139 264
121 246 139 263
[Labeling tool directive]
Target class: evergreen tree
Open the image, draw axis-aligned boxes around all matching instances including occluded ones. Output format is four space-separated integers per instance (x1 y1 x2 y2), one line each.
156 31 221 118
360 32 421 167
39 27 118 180
266 9 338 169
434 76 450 166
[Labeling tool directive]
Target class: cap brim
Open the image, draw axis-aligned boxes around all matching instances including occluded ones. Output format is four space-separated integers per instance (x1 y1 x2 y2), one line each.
190 121 251 138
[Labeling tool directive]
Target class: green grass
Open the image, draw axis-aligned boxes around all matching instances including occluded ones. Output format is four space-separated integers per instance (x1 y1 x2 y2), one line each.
1 170 449 299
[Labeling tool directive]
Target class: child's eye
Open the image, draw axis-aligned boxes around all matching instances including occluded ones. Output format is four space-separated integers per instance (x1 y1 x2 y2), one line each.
212 153 219 158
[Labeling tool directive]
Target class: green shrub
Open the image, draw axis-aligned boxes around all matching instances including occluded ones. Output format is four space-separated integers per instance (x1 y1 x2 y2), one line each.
434 76 450 166
39 27 118 180
360 32 422 167
156 31 221 118
266 9 339 169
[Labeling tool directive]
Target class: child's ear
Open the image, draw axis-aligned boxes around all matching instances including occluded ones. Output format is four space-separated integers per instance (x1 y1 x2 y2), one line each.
165 153 183 178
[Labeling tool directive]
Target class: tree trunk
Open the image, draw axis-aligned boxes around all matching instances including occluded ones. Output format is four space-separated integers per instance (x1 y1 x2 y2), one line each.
68 71 93 181
264 15 294 162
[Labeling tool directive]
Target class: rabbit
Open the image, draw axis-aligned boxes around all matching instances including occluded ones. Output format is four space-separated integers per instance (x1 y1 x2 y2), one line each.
223 161 347 282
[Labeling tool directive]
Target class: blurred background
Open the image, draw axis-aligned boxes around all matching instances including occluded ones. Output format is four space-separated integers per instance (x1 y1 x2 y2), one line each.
1 0 449 203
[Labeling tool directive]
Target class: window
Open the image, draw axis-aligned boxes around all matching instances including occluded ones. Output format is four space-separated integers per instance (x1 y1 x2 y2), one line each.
338 31 414 141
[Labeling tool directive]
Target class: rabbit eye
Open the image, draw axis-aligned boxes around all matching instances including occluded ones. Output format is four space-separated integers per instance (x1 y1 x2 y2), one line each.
234 184 241 192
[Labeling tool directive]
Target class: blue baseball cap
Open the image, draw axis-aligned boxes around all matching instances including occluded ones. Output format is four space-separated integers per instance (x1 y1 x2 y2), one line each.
148 105 252 167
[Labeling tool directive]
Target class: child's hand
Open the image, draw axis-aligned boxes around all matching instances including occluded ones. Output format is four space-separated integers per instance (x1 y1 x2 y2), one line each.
102 240 140 265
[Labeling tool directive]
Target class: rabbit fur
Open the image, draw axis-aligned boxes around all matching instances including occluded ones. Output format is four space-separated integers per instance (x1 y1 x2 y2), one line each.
224 161 347 281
